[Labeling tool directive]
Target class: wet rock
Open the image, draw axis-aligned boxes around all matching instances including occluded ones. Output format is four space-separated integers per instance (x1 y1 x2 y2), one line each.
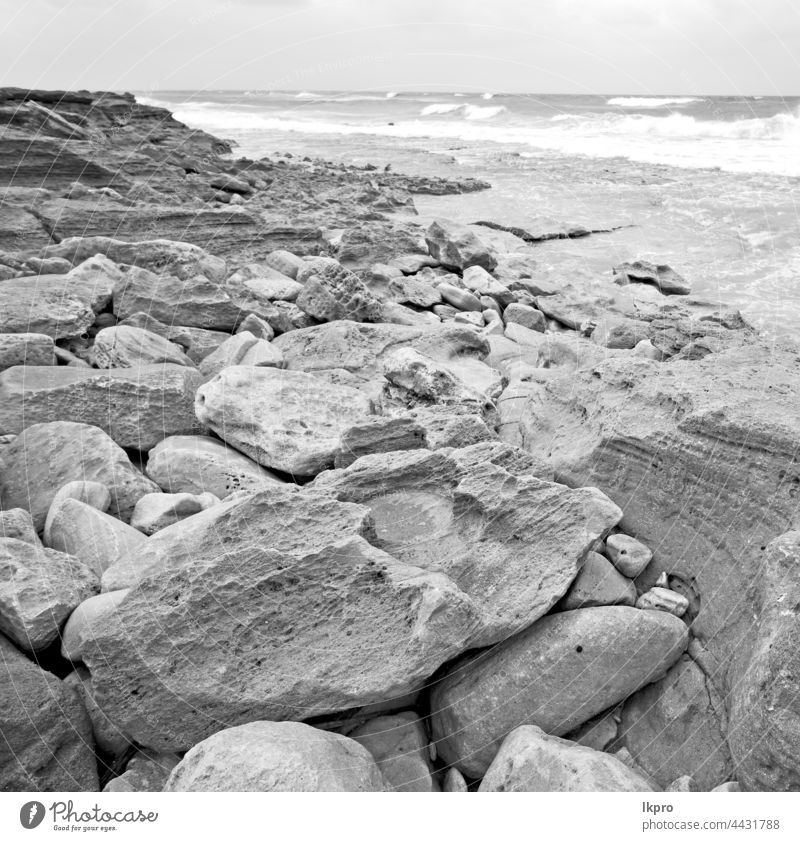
195 366 373 477
0 634 99 791
0 537 98 651
130 491 219 535
429 606 689 777
350 712 438 792
61 589 130 662
0 364 203 450
92 325 193 368
45 498 147 576
614 260 690 296
479 726 653 792
84 491 478 749
295 258 383 323
636 587 689 617
146 434 284 498
621 656 733 791
728 530 800 791
606 533 653 578
0 422 158 530
165 722 385 792
0 333 56 371
198 331 283 378
313 446 621 647
425 219 497 272
560 551 637 609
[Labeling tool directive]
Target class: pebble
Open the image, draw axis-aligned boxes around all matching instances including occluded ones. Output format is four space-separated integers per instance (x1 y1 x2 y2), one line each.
605 533 653 577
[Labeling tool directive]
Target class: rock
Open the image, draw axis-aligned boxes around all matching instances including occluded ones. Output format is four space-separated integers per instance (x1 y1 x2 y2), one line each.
0 537 98 650
0 255 120 339
425 219 496 271
0 333 56 371
334 416 427 468
443 768 468 792
146 434 284 498
313 446 621 646
85 490 478 749
478 726 653 792
437 282 483 313
92 325 193 368
504 303 546 332
337 221 428 270
195 366 374 477
728 530 800 791
209 172 251 195
165 722 385 791
64 666 133 758
565 708 619 751
614 260 690 296
104 750 180 792
0 421 158 530
295 259 383 323
560 551 637 609
44 480 112 538
606 533 653 578
198 331 283 378
130 491 219 535
236 312 274 341
43 236 226 282
636 587 689 617
621 656 733 791
667 776 698 792
430 606 689 777
225 263 303 302
0 508 39 545
264 249 305 280
0 364 203 450
45 498 148 575
0 634 99 791
712 781 742 792
61 589 130 661
453 311 484 328
634 339 664 360
380 273 442 309
350 712 438 792
462 266 515 306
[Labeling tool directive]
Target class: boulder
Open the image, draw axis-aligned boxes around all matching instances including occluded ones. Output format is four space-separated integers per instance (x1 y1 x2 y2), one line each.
479 726 653 792
42 236 227 282
0 255 120 339
61 589 130 661
198 331 283 378
560 551 637 609
145 434 284 498
425 219 497 271
334 416 427 468
728 530 800 791
45 498 147 576
63 666 133 758
103 750 180 792
0 508 39 545
0 634 99 791
350 712 438 792
130 491 219 535
621 656 733 791
264 249 305 280
0 422 158 530
92 325 193 368
437 283 483 313
443 768 468 792
0 364 203 450
606 533 653 577
295 258 383 323
614 260 690 296
83 490 479 749
430 606 689 777
195 366 374 477
503 303 546 332
313 446 621 646
0 333 56 370
0 537 98 651
225 263 303 302
165 722 385 792
43 481 112 535
236 312 274 341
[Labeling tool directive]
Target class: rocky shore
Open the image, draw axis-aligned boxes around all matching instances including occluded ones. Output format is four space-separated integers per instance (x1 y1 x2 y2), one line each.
1 88 798 793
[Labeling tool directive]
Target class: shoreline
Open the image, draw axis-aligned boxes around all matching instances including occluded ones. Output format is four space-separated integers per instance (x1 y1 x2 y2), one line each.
1 88 799 794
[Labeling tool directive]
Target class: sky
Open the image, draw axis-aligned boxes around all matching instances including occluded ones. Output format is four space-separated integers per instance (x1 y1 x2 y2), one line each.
1 0 799 95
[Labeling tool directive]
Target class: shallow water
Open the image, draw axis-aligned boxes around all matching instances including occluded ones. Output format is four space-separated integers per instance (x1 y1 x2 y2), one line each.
137 90 800 338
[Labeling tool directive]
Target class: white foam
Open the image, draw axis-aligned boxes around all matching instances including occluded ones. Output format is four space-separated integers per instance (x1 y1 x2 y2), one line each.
607 96 703 108
482 92 495 99
420 102 505 119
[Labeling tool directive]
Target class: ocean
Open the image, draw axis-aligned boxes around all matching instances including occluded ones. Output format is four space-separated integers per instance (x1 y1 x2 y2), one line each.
138 91 800 336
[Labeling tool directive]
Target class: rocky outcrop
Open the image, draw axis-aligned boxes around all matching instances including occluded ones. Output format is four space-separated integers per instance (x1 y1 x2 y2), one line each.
165 722 386 791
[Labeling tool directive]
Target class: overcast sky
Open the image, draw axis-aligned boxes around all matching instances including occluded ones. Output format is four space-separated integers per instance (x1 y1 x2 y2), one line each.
1 0 798 95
